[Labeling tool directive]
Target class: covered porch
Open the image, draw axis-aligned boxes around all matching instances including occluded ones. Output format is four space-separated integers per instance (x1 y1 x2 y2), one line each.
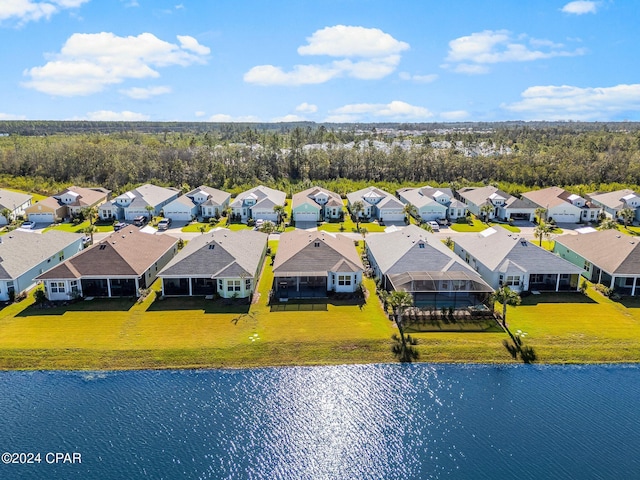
162 277 217 296
81 277 139 297
274 273 328 299
387 271 493 310
528 273 580 292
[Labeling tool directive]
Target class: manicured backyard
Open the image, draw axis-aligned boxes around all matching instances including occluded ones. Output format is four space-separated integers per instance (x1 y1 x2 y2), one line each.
1 251 640 369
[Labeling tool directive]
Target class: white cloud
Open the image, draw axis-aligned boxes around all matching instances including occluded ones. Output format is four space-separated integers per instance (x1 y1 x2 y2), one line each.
444 30 585 74
271 114 306 122
297 25 409 58
84 110 150 121
0 0 89 25
296 102 317 113
208 114 260 122
244 63 340 86
119 85 171 99
23 32 210 96
245 25 408 86
399 72 438 83
194 111 206 117
440 110 470 120
0 112 27 120
502 83 640 120
562 1 598 14
328 100 433 122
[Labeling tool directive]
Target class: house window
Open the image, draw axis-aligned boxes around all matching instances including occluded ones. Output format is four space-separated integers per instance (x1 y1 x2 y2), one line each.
50 281 66 293
227 280 241 292
506 276 520 286
245 279 251 290
465 253 470 264
584 261 591 270
70 280 79 293
419 243 425 249
314 242 320 247
625 277 635 286
530 274 544 283
209 244 215 250
218 279 223 290
338 275 351 286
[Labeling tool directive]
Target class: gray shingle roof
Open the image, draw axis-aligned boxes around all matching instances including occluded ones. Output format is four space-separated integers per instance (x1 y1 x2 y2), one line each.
158 229 267 278
231 185 286 209
588 189 638 210
454 227 583 274
0 189 32 210
292 186 341 212
366 224 479 276
186 185 230 206
0 230 83 279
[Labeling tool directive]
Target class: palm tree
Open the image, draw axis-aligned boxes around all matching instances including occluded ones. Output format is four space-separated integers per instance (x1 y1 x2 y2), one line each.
145 204 155 220
534 207 547 224
480 203 494 223
351 200 365 231
273 205 285 227
403 202 418 225
619 208 635 228
491 285 521 328
81 206 98 226
387 290 414 348
534 222 553 247
83 224 97 244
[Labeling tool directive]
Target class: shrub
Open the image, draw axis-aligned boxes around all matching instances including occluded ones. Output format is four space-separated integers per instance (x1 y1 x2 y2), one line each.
594 283 612 297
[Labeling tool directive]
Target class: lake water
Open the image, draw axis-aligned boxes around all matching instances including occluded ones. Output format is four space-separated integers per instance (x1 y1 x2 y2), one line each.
0 364 639 479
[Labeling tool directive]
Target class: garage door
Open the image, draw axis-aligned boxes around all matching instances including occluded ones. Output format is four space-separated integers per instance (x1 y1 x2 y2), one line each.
380 211 405 222
295 211 318 222
27 213 54 223
166 211 192 221
551 213 577 223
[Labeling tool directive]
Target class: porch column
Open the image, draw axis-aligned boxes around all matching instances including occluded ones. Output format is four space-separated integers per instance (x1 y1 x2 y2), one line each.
598 269 602 284
161 280 165 296
107 279 112 297
296 276 300 292
632 277 637 296
610 275 615 290
188 278 193 296
555 274 561 292
135 277 140 294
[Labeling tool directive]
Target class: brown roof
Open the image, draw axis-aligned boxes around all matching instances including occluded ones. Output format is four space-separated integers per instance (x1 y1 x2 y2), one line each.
522 187 574 209
555 229 640 275
273 230 363 277
38 228 177 279
59 186 110 207
291 186 342 211
25 197 65 214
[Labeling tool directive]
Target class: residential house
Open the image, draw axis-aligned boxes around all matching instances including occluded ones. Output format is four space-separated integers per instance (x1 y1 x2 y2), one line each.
99 184 179 222
0 230 84 301
37 228 177 300
272 230 364 298
25 186 110 224
229 185 286 223
397 186 467 222
0 189 32 225
522 186 599 224
346 186 405 223
158 229 267 298
457 186 537 221
187 186 231 219
366 224 493 308
453 227 584 292
588 189 640 222
554 230 640 295
291 186 343 224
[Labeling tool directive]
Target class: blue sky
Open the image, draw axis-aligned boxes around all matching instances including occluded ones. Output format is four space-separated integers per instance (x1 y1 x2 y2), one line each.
0 0 638 123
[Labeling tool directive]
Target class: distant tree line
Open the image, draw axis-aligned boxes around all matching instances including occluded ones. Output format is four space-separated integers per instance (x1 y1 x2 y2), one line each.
1 122 640 196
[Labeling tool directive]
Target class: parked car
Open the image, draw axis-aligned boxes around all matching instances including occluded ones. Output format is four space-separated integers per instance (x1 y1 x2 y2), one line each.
21 220 36 229
113 222 128 231
427 221 440 232
157 218 172 230
133 216 148 227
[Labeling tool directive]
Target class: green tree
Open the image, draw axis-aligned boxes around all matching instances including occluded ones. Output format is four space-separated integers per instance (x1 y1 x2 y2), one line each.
259 220 276 236
351 200 365 231
0 207 12 225
273 205 285 227
83 224 97 244
403 202 418 225
534 206 547 224
619 207 635 228
491 285 521 328
480 203 494 223
387 290 414 348
145 204 155 220
598 217 618 230
81 206 98 225
534 222 553 247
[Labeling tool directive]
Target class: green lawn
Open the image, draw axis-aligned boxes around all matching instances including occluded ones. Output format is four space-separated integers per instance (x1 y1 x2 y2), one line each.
3 245 640 368
44 220 114 233
450 218 521 233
